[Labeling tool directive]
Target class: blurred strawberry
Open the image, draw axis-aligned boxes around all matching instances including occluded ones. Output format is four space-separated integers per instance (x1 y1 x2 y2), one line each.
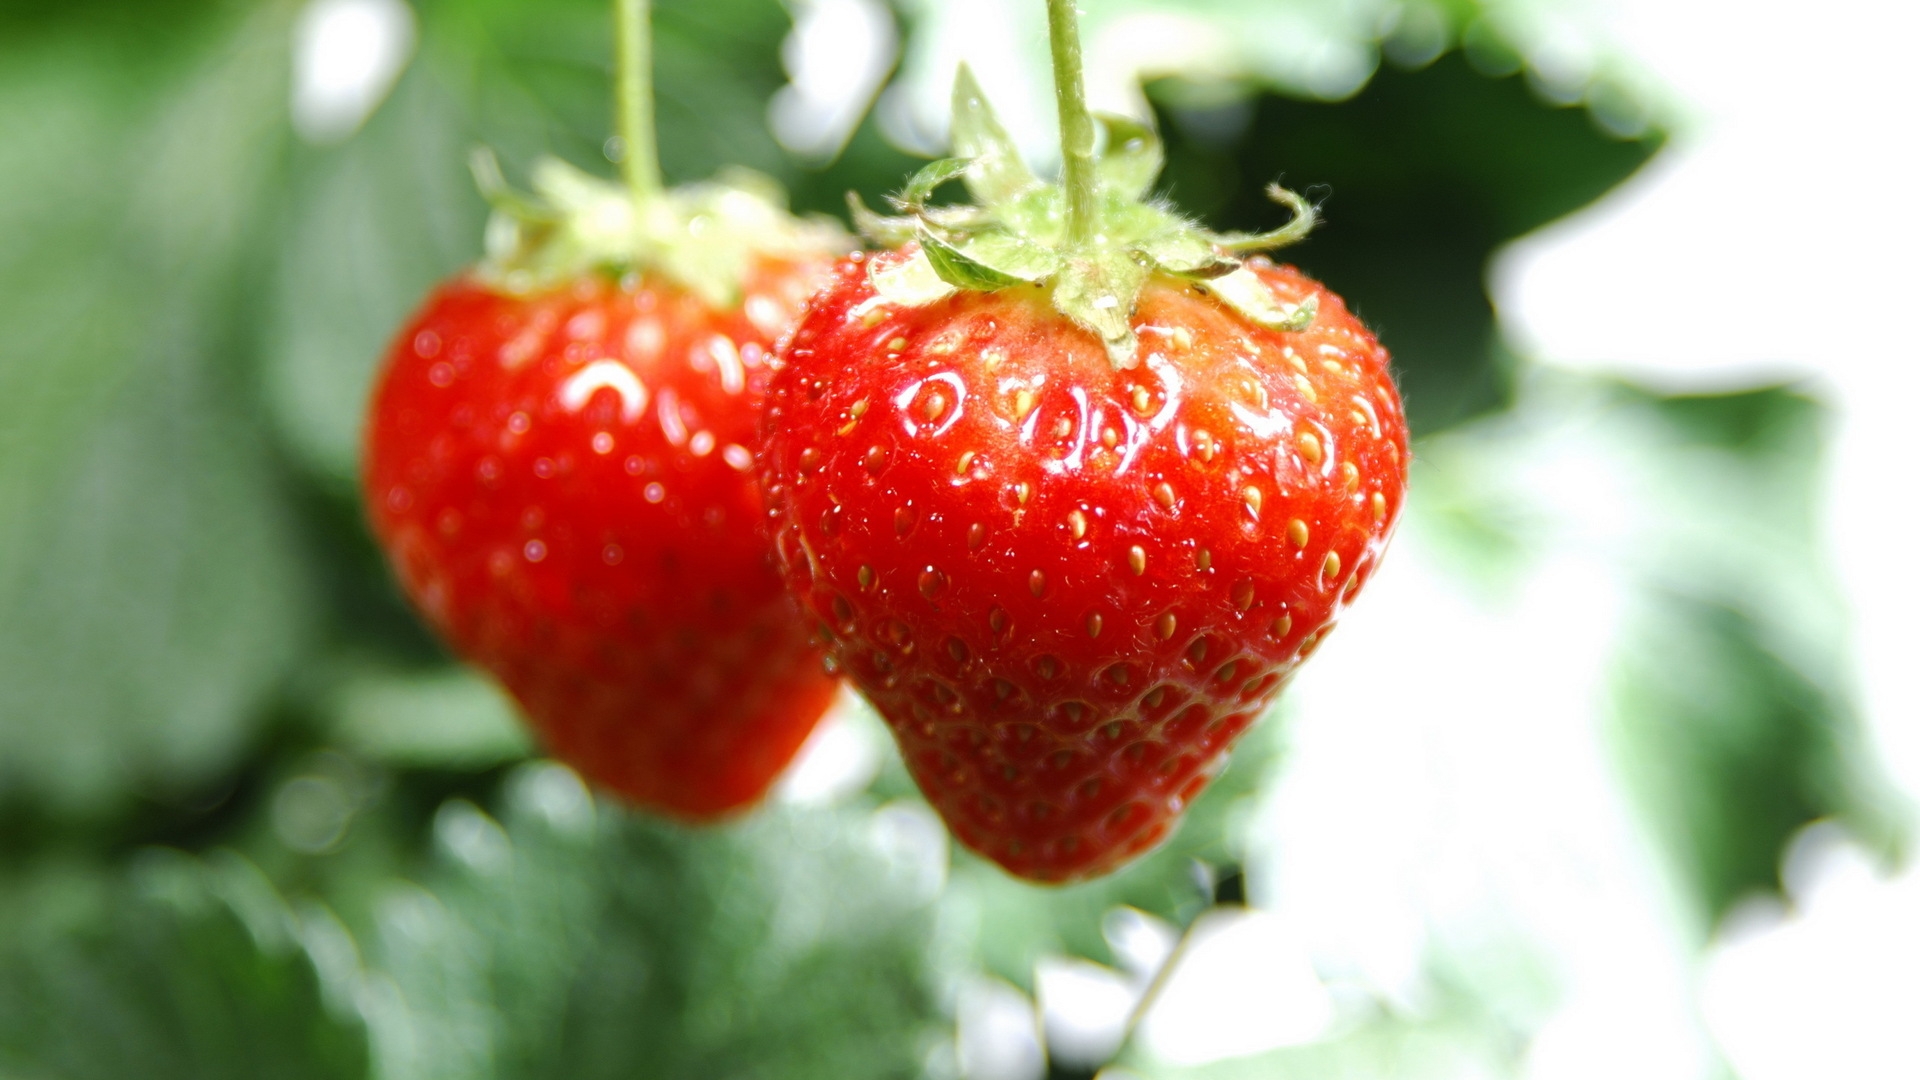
362 1 847 818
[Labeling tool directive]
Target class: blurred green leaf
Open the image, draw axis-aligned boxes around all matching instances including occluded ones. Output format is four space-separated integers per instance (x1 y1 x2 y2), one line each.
1614 593 1861 919
0 850 368 1079
1409 376 1889 926
264 62 485 492
324 661 534 769
361 763 947 1080
1155 54 1661 436
428 0 797 180
0 3 316 814
1602 385 1896 919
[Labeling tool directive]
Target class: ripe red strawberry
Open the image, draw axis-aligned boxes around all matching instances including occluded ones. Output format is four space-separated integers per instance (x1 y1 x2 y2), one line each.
362 3 846 818
367 254 840 817
762 250 1405 878
759 17 1408 880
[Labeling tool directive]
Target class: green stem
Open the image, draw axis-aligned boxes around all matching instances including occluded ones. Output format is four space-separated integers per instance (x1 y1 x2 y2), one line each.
1111 915 1196 1065
615 0 664 201
1045 0 1099 247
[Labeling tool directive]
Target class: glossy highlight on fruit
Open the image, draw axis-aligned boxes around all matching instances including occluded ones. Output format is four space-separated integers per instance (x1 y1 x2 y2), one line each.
365 257 839 818
760 248 1408 880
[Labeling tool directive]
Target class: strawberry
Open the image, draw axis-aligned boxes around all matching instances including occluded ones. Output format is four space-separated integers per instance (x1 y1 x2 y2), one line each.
759 13 1407 880
362 1 846 818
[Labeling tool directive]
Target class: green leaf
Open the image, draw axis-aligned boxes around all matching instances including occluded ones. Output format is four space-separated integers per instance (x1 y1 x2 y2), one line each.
846 190 916 245
950 63 1039 204
918 201 998 233
0 3 317 813
432 0 799 186
1201 267 1319 331
0 851 368 1080
264 58 484 489
1137 229 1241 279
1210 183 1317 253
895 156 972 211
1406 376 1896 926
869 250 958 306
1154 52 1663 434
920 227 1041 290
957 230 1062 280
1597 385 1899 920
1094 113 1164 200
364 763 949 1080
323 661 534 769
642 174 851 309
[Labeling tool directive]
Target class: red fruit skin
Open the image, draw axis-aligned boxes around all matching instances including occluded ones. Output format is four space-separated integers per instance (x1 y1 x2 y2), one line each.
760 249 1408 881
364 259 839 819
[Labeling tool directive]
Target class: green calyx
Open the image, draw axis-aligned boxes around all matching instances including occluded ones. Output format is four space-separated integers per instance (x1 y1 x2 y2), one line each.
468 0 845 307
471 149 847 308
852 66 1319 370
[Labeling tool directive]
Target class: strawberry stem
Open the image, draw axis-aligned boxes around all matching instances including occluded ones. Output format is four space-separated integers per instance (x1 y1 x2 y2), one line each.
615 0 664 202
1044 0 1099 248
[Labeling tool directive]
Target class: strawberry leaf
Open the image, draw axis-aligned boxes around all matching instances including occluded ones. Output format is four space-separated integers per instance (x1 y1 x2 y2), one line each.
1094 113 1164 200
1202 266 1319 331
847 191 916 245
0 852 369 1079
1211 182 1318 252
919 226 1034 290
919 202 998 232
952 230 1058 281
1137 229 1241 279
950 64 1038 205
894 156 972 212
363 764 947 1080
323 662 533 768
869 249 958 306
0 3 317 812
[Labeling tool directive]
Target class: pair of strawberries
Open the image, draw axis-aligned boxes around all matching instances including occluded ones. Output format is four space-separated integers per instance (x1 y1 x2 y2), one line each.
362 3 1407 884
